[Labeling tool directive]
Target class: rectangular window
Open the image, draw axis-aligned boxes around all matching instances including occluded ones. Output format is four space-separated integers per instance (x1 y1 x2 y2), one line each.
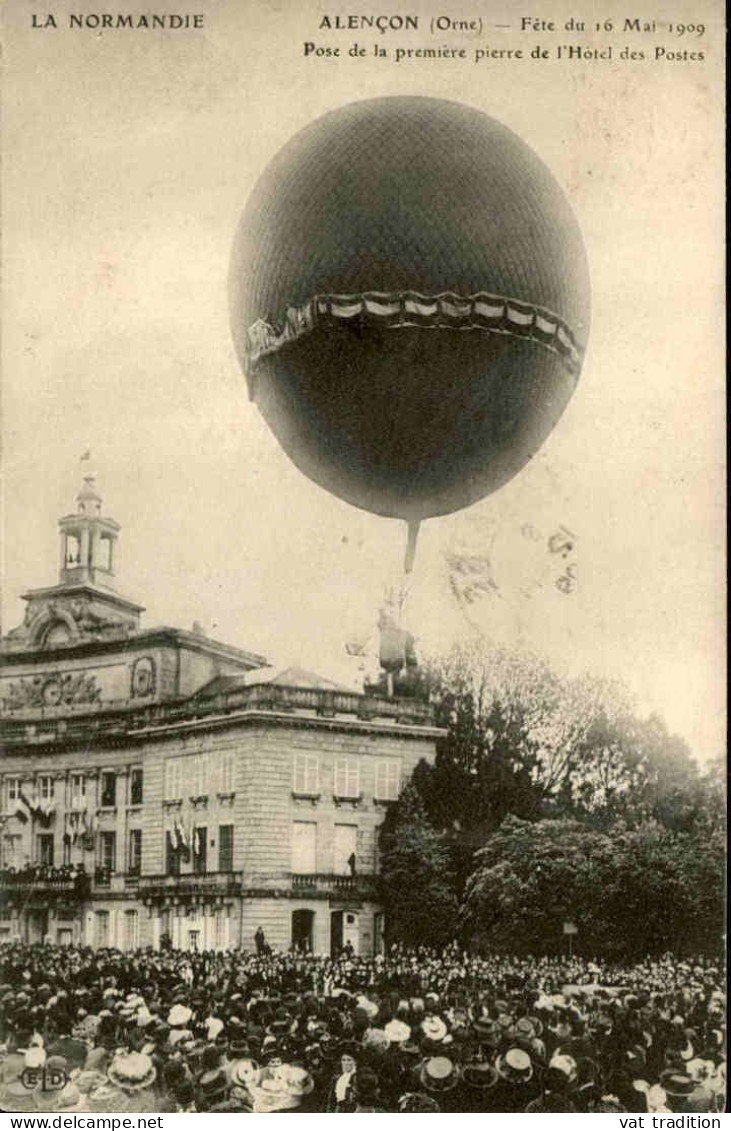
375 760 400 801
293 754 319 796
39 776 54 801
96 910 110 948
99 831 116 873
4 778 19 810
193 826 207 874
220 750 235 793
334 759 360 799
292 821 317 875
218 825 234 872
165 830 180 876
70 774 86 807
37 833 54 867
100 772 116 808
130 769 143 806
128 829 142 875
124 910 138 950
214 910 227 950
190 755 206 797
164 759 183 801
334 824 358 876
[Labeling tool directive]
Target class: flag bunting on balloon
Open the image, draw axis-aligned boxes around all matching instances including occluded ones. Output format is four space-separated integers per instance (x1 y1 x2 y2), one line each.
247 290 584 376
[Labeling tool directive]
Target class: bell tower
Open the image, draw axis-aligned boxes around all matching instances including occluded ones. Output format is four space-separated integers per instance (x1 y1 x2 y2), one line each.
58 472 121 589
1 464 144 653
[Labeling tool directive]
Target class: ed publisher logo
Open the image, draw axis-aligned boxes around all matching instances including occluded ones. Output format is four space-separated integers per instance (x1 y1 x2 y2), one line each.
20 1065 68 1090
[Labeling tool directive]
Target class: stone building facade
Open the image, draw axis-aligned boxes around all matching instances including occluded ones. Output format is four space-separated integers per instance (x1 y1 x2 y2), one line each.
0 476 441 955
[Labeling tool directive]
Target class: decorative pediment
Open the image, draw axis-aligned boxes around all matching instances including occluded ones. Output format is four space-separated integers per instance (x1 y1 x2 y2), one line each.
3 595 136 653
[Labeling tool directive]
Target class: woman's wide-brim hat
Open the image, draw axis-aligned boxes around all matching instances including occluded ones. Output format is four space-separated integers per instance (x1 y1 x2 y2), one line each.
0 1080 39 1113
87 1083 157 1113
282 1066 315 1097
496 1048 533 1084
420 1056 460 1093
38 1082 85 1113
362 1027 390 1055
108 1054 157 1093
229 1058 261 1090
385 1019 411 1045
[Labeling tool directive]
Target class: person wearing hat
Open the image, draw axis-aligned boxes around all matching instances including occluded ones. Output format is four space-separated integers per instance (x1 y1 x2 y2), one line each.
493 1047 540 1111
340 1066 385 1113
196 1067 231 1111
419 1056 461 1113
459 1058 500 1112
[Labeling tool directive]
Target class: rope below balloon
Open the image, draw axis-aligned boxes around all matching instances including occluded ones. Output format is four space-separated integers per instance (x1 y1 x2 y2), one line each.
404 519 420 577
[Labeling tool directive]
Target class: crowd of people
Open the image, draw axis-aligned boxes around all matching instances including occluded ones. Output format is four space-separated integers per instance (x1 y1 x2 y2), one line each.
0 941 725 1114
0 864 90 891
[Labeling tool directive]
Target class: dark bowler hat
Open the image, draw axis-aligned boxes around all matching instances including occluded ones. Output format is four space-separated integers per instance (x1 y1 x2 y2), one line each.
659 1070 696 1097
462 1061 499 1092
197 1068 229 1104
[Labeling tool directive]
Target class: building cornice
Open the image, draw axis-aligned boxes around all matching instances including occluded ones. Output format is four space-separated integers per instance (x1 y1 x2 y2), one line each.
0 682 443 751
19 583 144 615
0 625 267 669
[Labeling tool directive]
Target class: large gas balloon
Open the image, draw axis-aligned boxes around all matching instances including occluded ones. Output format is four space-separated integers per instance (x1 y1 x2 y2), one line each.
229 97 589 524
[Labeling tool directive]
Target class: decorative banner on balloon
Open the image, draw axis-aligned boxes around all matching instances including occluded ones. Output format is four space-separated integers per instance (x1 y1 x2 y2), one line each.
230 96 590 527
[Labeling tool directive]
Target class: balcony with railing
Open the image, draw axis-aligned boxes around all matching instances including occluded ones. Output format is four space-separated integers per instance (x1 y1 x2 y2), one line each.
0 867 90 899
137 871 243 902
245 871 379 901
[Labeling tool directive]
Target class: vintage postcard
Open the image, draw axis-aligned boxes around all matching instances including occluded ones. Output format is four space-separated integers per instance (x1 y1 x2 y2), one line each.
0 0 725 1118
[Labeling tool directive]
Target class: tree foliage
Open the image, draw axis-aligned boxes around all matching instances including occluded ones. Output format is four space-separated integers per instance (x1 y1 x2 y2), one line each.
414 640 709 837
378 783 458 949
461 815 725 958
380 640 724 955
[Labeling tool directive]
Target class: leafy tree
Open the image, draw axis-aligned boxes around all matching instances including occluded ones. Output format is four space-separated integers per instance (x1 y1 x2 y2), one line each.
460 816 618 954
415 640 706 836
378 782 458 948
461 815 725 958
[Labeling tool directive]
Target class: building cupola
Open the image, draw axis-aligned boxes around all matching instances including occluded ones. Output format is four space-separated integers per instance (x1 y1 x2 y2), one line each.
58 470 120 590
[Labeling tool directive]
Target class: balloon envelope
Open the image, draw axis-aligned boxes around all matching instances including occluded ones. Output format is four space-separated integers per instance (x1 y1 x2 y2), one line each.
230 97 590 523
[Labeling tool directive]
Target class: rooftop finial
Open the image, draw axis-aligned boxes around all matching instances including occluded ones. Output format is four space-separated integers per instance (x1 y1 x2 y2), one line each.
77 450 102 515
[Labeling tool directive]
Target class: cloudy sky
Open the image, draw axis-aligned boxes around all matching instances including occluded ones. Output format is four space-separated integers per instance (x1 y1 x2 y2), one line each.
1 0 725 763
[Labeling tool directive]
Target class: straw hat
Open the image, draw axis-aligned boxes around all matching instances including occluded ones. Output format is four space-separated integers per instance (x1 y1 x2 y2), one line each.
419 1056 460 1094
496 1048 533 1084
421 1016 447 1042
167 1005 193 1028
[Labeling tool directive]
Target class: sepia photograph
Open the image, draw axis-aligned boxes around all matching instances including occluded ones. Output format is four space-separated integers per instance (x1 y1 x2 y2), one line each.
0 0 725 1118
